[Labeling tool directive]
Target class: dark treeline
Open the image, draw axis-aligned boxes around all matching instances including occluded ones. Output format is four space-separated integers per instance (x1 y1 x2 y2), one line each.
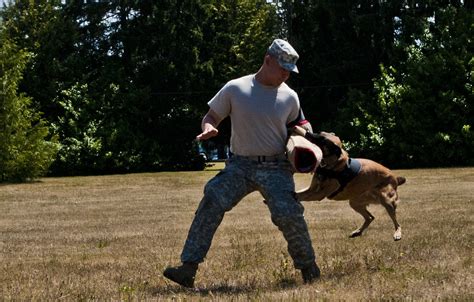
0 0 472 181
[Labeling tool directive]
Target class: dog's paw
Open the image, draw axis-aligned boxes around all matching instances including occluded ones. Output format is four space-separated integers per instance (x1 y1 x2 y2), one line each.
349 230 363 238
393 228 402 241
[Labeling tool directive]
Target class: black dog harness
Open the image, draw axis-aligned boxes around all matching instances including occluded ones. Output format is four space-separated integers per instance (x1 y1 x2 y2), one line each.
317 158 362 198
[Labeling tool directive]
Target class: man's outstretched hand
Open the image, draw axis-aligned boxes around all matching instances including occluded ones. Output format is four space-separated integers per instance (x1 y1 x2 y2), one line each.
196 124 218 141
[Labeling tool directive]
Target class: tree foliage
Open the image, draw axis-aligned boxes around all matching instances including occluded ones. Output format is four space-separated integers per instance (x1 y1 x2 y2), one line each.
0 39 58 182
0 0 279 175
337 2 473 167
290 0 472 167
0 0 472 179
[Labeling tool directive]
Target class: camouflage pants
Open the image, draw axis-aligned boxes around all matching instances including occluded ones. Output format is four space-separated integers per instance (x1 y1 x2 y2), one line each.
180 156 316 269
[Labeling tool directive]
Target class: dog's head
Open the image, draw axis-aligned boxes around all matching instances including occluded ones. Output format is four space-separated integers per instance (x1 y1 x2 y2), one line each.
305 131 349 171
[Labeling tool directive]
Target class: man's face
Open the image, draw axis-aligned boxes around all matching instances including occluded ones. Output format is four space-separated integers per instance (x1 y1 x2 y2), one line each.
267 55 290 85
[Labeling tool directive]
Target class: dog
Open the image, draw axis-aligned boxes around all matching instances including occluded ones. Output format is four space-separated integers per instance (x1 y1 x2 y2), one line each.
293 126 406 241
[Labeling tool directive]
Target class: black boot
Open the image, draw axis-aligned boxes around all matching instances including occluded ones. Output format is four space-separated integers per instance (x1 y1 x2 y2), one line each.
163 262 198 288
301 262 320 283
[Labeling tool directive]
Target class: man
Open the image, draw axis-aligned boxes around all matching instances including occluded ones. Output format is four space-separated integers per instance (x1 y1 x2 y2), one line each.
163 39 320 288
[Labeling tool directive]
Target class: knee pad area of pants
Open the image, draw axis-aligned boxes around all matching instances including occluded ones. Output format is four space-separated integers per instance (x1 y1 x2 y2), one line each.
271 214 305 230
201 184 230 212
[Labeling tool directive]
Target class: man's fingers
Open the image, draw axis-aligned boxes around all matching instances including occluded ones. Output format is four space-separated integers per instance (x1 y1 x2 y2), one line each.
196 129 218 141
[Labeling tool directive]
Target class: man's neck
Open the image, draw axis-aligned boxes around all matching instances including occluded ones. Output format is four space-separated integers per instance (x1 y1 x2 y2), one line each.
255 69 280 88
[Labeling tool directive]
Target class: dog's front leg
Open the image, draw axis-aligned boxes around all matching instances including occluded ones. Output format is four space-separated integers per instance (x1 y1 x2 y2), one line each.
296 187 327 201
297 174 324 201
348 199 375 238
296 174 336 201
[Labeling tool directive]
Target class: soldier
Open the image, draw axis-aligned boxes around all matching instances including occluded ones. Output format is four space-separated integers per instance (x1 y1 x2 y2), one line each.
163 39 320 287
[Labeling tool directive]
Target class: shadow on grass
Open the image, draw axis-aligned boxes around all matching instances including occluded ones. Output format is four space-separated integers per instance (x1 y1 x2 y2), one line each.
149 283 257 296
149 279 298 296
0 179 43 186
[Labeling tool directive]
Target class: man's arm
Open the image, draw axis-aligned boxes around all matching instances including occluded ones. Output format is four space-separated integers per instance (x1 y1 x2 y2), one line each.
287 108 313 133
196 109 222 141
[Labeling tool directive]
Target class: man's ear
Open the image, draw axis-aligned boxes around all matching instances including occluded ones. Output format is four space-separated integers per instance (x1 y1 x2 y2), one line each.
264 54 271 65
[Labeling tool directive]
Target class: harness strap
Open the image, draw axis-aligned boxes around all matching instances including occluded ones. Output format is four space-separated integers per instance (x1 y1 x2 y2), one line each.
317 158 361 198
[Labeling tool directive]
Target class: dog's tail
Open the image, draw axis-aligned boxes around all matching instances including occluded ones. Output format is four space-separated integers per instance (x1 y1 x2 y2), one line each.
397 176 406 186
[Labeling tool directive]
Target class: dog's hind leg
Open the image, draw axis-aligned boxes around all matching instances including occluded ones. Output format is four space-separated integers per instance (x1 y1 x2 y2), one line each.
378 187 402 241
348 199 374 238
381 199 401 241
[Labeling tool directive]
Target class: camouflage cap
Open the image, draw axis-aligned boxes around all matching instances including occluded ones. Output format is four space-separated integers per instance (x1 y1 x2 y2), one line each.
268 39 299 73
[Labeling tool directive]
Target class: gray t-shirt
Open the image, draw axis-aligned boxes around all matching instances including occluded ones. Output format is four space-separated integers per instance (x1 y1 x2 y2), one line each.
208 74 301 156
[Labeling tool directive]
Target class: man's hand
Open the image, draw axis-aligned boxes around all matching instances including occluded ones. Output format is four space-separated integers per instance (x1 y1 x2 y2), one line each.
196 124 218 141
196 109 221 141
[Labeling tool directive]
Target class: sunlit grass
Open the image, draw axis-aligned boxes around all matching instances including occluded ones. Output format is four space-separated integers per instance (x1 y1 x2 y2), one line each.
0 167 472 300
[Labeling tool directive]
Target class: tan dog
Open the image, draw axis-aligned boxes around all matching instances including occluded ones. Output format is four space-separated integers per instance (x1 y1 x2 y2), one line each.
294 126 406 241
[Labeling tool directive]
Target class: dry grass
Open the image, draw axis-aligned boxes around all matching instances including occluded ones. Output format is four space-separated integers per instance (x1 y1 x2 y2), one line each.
0 164 473 301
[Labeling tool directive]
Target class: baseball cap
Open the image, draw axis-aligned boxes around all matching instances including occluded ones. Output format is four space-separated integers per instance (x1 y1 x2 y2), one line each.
267 39 300 73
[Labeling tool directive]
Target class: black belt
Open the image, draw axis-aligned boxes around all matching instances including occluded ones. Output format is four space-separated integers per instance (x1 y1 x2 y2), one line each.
232 154 287 163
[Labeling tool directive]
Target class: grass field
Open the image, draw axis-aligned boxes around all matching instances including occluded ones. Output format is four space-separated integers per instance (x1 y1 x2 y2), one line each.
0 164 473 300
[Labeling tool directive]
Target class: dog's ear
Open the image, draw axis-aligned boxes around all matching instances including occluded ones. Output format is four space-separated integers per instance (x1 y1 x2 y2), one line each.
324 141 342 158
304 131 346 165
306 132 342 157
319 132 343 148
304 132 326 146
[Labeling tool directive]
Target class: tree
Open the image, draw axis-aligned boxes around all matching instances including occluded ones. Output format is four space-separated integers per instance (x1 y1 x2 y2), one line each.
1 0 280 174
339 1 473 167
0 39 58 182
290 0 400 130
288 0 472 167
